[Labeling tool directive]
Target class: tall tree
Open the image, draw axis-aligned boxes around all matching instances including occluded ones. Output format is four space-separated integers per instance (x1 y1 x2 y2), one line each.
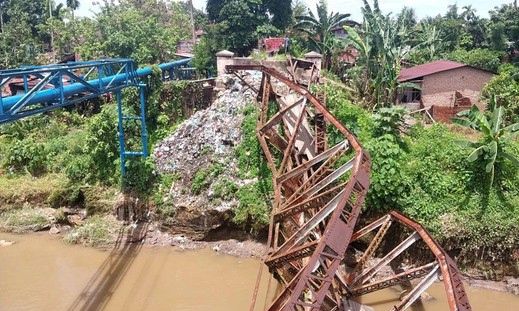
344 0 416 107
217 0 267 55
264 0 292 30
294 0 351 67
207 0 225 22
0 0 7 32
490 3 519 52
66 0 79 19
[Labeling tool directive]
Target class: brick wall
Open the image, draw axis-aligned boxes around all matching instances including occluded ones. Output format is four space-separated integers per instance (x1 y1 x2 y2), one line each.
421 67 494 110
430 105 469 123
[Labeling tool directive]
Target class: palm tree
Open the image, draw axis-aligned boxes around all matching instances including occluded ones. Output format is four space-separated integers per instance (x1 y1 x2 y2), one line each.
294 0 351 68
66 0 80 19
454 97 519 187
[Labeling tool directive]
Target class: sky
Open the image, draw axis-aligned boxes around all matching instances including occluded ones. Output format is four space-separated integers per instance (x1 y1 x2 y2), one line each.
68 0 514 21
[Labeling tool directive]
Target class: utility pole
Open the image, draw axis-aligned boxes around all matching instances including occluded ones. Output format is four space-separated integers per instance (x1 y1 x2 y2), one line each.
189 0 196 43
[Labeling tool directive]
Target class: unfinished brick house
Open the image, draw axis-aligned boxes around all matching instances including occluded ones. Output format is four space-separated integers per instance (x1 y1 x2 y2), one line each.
397 60 495 122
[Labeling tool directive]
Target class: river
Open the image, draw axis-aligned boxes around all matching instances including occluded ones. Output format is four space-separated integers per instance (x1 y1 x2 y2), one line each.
0 232 518 311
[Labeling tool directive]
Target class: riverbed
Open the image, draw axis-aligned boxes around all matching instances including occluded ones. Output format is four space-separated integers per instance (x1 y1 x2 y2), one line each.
0 232 518 310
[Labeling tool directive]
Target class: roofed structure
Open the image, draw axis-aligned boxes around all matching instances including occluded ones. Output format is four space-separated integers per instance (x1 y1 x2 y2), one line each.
398 60 468 82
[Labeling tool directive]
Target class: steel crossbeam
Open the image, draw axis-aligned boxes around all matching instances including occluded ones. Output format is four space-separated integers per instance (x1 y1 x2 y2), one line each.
227 65 471 311
1 58 193 176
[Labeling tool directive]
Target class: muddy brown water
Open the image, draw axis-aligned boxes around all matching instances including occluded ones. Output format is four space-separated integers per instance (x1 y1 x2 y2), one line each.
0 232 518 311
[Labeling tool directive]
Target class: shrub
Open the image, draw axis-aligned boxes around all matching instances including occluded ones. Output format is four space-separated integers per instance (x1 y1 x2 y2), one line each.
64 215 122 247
447 48 504 72
482 64 519 124
0 208 53 233
212 177 238 200
234 183 271 233
365 134 409 210
122 157 157 195
191 163 224 195
5 138 47 176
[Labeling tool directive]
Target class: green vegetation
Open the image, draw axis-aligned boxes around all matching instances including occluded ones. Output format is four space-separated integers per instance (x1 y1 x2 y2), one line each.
0 207 53 233
294 0 351 68
64 215 122 247
232 104 273 232
191 163 224 195
453 97 519 187
482 64 519 124
447 48 504 72
0 0 518 276
324 82 519 268
0 67 201 242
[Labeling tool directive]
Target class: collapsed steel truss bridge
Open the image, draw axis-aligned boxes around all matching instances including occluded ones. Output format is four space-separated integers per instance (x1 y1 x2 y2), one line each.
227 64 471 311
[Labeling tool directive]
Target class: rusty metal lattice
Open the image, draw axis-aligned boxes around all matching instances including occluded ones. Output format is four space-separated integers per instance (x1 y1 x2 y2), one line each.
226 64 471 311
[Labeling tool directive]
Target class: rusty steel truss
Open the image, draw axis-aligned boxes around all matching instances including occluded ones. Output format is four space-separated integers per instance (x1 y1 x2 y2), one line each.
226 64 471 311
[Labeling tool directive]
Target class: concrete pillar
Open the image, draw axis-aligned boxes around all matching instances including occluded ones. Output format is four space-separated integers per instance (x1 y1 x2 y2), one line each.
216 50 235 76
304 51 323 71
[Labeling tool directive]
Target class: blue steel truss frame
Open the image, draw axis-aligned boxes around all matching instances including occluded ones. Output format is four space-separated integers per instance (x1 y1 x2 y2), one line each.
0 58 193 176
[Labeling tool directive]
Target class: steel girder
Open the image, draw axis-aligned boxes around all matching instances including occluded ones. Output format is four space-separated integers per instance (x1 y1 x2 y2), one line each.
226 65 471 311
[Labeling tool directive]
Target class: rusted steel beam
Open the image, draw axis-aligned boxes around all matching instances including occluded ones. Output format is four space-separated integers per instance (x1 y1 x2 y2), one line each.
350 262 436 297
394 265 441 311
351 232 421 286
227 65 470 311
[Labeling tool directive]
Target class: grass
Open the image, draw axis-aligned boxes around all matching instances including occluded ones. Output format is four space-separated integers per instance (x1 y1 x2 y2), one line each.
0 207 54 233
0 173 67 208
64 215 122 247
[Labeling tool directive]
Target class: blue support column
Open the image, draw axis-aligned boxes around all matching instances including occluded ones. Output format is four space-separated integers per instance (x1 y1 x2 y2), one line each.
116 90 127 176
139 84 149 157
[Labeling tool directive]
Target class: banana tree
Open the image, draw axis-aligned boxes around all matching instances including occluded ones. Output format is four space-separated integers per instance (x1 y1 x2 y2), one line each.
344 0 417 108
454 97 519 186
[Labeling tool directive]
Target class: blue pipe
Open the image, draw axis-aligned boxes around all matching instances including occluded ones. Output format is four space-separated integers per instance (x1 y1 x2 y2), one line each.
1 58 191 112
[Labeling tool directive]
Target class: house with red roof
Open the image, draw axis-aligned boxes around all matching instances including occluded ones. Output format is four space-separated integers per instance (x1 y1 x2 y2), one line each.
397 60 495 122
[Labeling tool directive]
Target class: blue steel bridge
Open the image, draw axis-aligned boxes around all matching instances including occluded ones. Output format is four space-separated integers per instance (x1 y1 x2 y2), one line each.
0 58 194 175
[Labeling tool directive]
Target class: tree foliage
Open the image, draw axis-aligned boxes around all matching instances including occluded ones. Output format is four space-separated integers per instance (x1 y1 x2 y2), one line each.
294 0 350 68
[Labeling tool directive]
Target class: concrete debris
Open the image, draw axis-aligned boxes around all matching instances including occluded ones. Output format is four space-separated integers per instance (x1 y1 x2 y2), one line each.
153 72 262 239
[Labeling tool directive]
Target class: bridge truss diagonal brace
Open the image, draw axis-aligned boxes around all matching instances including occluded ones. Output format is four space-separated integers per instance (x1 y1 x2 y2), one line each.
226 65 471 311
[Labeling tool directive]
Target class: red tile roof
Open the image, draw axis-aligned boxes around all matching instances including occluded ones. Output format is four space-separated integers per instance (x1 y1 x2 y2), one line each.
398 60 467 82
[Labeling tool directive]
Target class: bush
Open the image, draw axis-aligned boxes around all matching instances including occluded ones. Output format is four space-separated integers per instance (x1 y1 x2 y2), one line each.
191 163 224 195
212 177 239 201
234 183 271 233
232 104 273 232
5 138 47 176
482 64 519 124
64 215 122 247
366 135 409 210
447 48 504 72
0 208 53 233
122 157 157 195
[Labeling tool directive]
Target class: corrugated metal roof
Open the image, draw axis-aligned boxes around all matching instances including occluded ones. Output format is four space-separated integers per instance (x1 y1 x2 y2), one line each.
398 60 467 82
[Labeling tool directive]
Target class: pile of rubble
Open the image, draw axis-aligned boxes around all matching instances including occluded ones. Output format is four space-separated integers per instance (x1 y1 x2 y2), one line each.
153 72 262 239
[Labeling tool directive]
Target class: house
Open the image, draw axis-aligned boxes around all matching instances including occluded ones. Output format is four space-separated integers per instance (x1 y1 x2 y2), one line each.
176 30 205 57
397 60 495 122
